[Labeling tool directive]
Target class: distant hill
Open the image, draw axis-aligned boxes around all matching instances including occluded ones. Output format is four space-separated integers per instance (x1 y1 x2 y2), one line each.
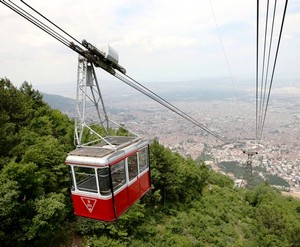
42 93 76 117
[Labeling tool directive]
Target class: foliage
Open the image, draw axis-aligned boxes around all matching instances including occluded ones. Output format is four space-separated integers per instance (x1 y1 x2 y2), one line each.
207 169 234 188
149 140 208 207
266 174 290 187
84 144 300 247
0 78 74 246
88 236 127 247
217 161 244 178
217 160 290 188
1 78 300 247
244 184 300 246
195 144 214 162
0 79 29 162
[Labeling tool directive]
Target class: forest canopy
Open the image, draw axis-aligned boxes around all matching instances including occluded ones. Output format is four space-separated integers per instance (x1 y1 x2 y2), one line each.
0 78 299 247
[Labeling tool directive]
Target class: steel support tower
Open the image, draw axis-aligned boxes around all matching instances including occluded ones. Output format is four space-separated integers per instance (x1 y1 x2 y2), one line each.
74 55 110 147
242 150 258 188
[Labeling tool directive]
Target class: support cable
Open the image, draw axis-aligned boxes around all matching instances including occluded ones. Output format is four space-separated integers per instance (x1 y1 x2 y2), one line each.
2 0 71 48
2 0 85 50
260 0 277 139
258 0 270 139
209 0 243 117
256 0 259 141
260 0 289 138
114 72 228 143
20 0 83 47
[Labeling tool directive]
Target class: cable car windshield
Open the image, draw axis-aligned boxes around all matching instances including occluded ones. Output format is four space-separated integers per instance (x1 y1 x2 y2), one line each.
72 166 111 196
74 167 97 193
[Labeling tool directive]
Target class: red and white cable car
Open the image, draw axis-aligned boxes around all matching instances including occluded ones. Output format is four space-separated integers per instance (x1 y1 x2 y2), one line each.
65 52 151 221
65 136 150 222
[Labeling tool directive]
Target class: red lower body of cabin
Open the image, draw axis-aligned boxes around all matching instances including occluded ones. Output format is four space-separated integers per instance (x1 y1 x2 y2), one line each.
71 170 150 221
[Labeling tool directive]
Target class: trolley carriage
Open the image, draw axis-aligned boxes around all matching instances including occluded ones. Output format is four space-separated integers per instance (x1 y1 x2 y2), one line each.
65 136 151 222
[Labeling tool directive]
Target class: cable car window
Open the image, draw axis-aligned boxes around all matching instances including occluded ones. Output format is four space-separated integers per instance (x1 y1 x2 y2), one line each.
111 160 126 191
138 147 149 173
128 153 138 181
74 166 98 193
97 167 111 196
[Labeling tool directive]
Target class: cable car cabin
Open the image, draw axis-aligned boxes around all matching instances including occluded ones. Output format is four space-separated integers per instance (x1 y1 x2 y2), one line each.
65 136 150 222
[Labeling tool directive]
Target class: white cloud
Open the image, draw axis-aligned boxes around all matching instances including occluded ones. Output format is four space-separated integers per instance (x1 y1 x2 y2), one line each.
115 29 199 52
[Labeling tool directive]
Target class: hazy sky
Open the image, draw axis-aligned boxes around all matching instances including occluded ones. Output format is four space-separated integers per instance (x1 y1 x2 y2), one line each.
1 0 299 97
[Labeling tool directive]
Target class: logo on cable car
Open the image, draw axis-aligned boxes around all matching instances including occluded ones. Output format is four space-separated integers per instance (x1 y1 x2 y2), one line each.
81 197 97 213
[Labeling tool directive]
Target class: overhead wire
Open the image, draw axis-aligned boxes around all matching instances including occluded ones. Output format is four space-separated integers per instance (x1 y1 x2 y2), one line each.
260 0 277 139
2 0 70 47
256 0 288 141
209 0 244 120
257 0 270 140
114 72 227 143
1 0 82 49
124 74 226 142
256 0 259 141
260 0 289 138
0 0 228 143
20 0 82 47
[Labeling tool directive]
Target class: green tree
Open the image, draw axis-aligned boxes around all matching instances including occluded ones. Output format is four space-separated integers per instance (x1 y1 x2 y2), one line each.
24 193 68 246
0 79 28 162
245 184 300 246
21 135 69 193
0 162 44 246
150 140 208 206
19 81 45 110
0 79 74 246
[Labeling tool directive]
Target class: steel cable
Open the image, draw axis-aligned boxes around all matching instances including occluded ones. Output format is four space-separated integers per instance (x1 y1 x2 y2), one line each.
260 0 289 138
256 0 288 140
2 0 81 49
114 72 228 143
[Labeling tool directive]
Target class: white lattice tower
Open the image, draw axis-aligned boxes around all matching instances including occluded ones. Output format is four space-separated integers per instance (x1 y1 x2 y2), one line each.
74 55 110 147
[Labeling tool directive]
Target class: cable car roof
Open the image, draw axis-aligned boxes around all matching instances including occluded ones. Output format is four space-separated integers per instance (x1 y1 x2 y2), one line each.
65 136 149 167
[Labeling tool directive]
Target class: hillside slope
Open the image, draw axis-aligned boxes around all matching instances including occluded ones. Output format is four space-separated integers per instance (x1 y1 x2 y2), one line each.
1 78 299 247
